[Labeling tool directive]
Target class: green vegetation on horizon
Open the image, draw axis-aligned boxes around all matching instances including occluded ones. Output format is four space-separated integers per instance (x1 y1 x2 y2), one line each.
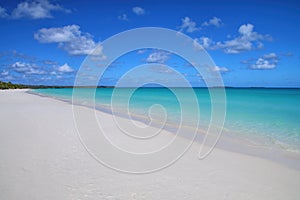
0 81 72 90
0 81 114 89
0 81 29 90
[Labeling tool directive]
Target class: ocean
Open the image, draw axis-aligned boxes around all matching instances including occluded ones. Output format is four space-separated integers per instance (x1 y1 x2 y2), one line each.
32 88 300 153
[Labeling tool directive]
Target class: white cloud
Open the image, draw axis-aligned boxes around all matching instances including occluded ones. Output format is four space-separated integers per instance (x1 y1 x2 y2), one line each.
0 6 8 18
57 63 73 73
250 53 278 70
251 58 276 69
262 52 277 59
118 14 128 21
12 61 45 74
217 24 271 53
11 0 70 19
137 49 147 54
202 17 222 27
179 16 222 33
146 51 170 63
211 66 229 72
179 17 199 33
1 70 9 76
132 6 145 15
59 34 98 56
193 39 203 50
194 37 213 50
238 23 254 35
34 25 104 56
34 25 80 43
196 24 272 53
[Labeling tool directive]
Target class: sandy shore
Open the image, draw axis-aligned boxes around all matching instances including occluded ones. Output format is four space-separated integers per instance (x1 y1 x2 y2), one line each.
0 89 299 199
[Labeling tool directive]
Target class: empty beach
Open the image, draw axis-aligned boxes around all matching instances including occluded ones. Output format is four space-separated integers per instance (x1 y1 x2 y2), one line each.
0 89 299 200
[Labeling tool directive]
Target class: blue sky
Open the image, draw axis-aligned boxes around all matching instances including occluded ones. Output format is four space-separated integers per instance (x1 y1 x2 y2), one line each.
0 0 299 87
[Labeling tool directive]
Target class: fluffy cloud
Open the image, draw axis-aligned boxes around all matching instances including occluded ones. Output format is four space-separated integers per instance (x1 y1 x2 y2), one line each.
0 72 14 81
0 50 76 84
219 24 272 53
262 52 277 59
59 34 99 56
0 6 8 18
1 70 9 76
132 6 145 15
193 39 203 50
10 61 74 76
179 17 198 33
194 37 213 50
179 16 223 33
250 53 278 70
251 58 275 69
12 62 45 75
118 14 128 21
34 25 80 43
57 63 74 73
137 49 147 54
196 24 271 53
211 66 229 72
34 25 104 56
146 51 170 63
11 0 70 19
202 17 222 27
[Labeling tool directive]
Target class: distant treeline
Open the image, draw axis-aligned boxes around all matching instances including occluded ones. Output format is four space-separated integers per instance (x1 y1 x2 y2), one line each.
0 81 113 90
0 81 69 90
0 81 29 89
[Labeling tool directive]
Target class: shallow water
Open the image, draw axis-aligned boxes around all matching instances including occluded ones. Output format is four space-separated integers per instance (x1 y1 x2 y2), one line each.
33 87 300 152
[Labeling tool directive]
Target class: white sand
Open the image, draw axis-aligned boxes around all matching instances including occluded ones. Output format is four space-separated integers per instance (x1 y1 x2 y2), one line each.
0 89 299 200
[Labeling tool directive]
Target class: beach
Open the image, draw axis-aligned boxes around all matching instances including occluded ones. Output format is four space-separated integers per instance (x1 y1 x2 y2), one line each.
0 89 299 200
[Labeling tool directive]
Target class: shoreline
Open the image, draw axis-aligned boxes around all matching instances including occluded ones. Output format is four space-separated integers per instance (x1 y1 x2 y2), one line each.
1 89 300 199
28 89 300 170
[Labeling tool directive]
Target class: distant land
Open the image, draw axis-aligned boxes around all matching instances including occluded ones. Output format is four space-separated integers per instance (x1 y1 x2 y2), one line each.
0 81 113 90
1 81 299 90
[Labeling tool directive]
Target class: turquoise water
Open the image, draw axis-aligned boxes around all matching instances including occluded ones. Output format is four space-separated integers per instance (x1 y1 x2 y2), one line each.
32 88 300 152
